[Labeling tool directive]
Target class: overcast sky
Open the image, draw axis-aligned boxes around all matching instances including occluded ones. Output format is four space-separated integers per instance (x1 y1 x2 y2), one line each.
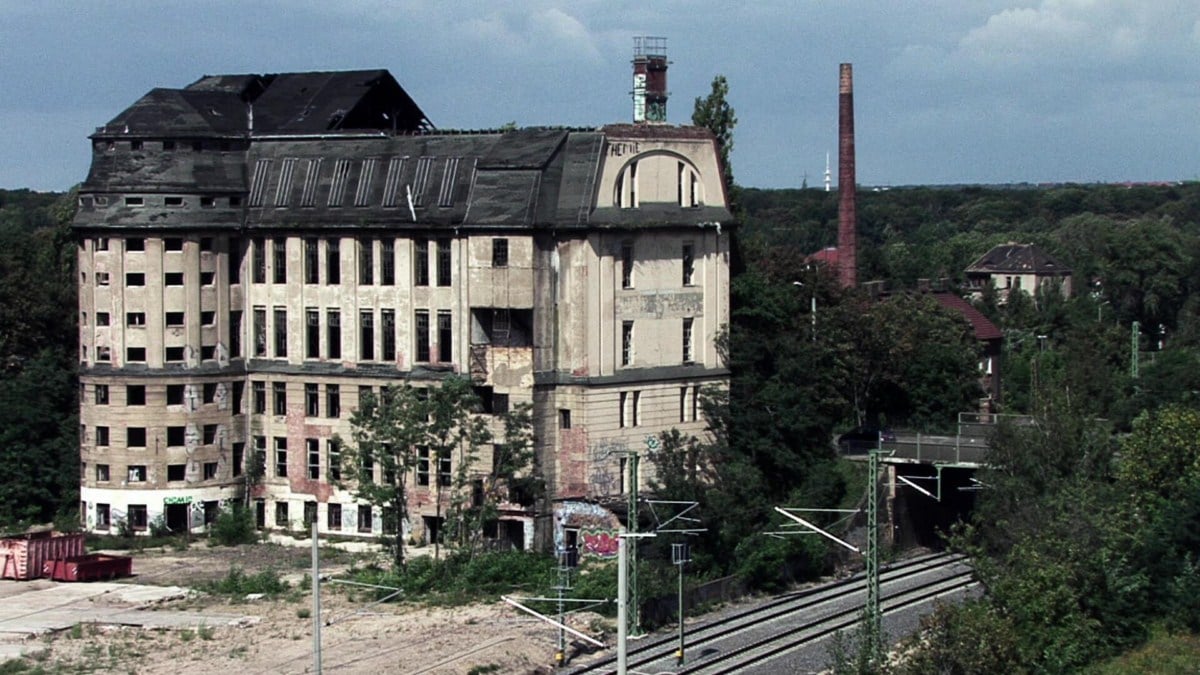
2 1 1198 191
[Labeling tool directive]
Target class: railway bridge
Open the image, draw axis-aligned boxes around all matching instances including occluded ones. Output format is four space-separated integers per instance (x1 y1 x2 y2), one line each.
843 413 1035 548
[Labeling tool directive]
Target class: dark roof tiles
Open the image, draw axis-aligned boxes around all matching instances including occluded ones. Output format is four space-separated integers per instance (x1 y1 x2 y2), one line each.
966 243 1071 275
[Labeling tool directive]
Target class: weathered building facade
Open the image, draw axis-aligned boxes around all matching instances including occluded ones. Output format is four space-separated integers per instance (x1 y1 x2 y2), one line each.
75 71 731 544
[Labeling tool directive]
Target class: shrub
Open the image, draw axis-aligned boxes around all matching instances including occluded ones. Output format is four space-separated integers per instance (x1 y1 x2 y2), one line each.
200 567 288 598
210 503 258 546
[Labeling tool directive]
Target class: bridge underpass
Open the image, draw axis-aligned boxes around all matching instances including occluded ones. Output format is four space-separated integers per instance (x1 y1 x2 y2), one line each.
843 414 1033 550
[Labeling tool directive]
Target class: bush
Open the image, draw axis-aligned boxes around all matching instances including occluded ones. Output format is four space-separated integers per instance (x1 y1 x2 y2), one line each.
200 566 288 598
210 503 258 546
343 551 556 604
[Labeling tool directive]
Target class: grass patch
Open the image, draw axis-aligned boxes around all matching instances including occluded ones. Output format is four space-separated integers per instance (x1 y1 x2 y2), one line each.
1086 629 1200 674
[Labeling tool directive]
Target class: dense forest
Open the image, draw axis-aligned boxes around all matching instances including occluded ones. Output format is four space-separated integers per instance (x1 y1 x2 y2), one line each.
0 189 78 527
4 181 1200 669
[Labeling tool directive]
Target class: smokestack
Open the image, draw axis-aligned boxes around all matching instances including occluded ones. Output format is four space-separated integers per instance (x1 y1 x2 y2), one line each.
837 63 857 289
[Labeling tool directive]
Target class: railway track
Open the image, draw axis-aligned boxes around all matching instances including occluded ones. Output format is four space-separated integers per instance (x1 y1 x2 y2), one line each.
569 551 973 674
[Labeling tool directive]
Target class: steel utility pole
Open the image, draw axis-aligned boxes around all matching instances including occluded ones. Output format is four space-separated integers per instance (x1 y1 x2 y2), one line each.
312 520 322 675
617 530 628 675
627 447 642 636
672 542 689 664
865 447 882 666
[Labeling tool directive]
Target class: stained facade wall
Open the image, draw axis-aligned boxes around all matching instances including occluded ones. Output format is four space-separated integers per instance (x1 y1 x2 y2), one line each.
76 96 731 545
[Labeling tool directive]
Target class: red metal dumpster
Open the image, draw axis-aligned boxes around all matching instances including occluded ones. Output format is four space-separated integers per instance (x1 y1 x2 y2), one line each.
43 554 133 582
0 532 85 580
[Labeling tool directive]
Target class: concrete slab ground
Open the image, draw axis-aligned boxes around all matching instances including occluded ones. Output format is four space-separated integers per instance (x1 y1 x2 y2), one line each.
0 580 254 659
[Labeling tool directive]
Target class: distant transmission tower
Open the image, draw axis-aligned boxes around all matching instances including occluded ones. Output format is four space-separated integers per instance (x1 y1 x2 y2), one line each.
824 151 832 192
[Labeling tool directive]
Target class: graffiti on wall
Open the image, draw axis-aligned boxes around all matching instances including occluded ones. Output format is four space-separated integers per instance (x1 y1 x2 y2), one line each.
588 438 627 497
580 529 619 557
554 500 620 559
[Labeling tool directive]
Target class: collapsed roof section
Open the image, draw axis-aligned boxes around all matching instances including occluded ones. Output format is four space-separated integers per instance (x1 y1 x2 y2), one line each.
93 70 432 139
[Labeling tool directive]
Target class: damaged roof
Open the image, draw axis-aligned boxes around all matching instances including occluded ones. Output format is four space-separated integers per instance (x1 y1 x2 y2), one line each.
94 70 431 138
76 69 734 232
965 243 1071 276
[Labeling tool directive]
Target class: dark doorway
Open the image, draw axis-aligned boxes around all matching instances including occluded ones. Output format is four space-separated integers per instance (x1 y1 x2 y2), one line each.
165 503 190 533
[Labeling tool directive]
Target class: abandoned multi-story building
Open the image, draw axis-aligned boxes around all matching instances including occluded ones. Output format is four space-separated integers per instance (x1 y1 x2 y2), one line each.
75 67 732 548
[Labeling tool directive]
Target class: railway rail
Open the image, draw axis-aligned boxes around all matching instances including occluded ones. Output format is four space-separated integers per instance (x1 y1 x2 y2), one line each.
569 551 974 674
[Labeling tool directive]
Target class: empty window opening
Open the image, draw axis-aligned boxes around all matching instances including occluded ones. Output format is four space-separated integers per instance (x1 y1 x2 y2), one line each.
307 439 320 479
359 240 374 285
273 382 287 416
622 321 634 366
274 307 287 357
328 440 342 482
127 427 146 447
360 310 374 361
437 311 452 363
305 383 319 417
492 238 508 268
415 239 430 286
683 317 695 363
415 310 430 362
275 437 288 477
621 243 634 288
306 309 320 359
327 310 341 359
304 239 319 284
326 239 340 284
253 307 267 356
436 239 451 286
326 384 340 418
381 239 395 285
273 237 287 284
381 309 396 362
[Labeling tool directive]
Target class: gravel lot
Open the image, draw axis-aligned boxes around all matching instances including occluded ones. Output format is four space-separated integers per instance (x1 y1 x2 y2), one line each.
1 539 583 674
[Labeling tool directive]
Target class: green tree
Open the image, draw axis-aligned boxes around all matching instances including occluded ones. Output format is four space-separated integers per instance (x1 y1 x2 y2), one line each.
692 75 737 194
446 400 540 558
342 377 504 568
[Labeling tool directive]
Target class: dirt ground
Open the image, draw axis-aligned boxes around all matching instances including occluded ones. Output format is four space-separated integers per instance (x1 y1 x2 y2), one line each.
10 541 604 674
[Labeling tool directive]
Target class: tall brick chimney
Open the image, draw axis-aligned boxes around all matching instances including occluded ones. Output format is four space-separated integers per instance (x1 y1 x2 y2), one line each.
837 63 857 289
